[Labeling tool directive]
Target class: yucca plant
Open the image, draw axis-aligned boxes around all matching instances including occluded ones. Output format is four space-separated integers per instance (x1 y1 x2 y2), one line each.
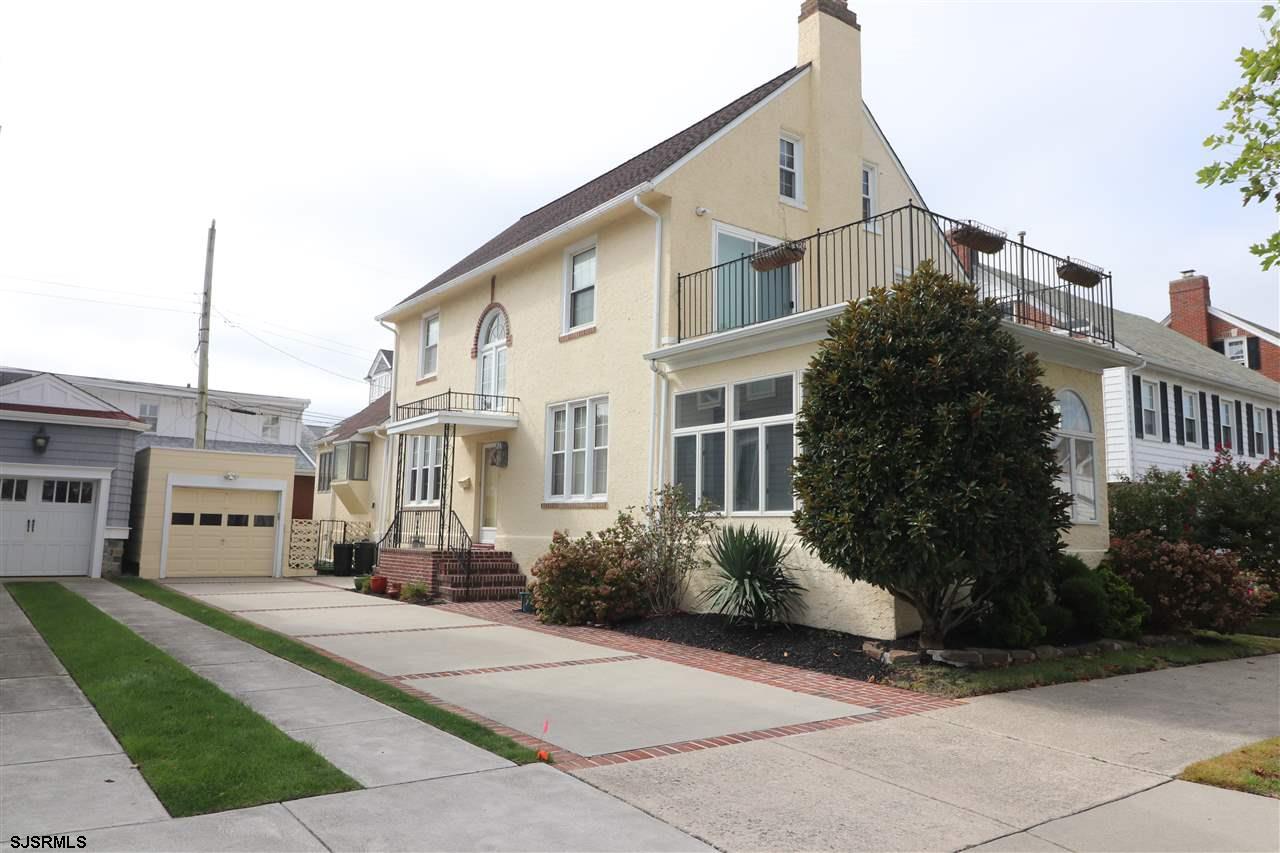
700 524 805 629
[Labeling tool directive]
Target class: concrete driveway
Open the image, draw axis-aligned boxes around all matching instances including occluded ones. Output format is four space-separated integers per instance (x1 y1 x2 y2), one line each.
180 577 882 759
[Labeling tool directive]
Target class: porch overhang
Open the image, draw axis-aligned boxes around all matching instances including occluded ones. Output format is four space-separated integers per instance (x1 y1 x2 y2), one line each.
645 304 846 371
1003 322 1142 372
388 409 519 437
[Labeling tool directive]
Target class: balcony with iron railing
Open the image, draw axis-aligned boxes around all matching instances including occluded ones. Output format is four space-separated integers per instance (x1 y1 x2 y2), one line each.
389 388 520 436
675 203 1115 347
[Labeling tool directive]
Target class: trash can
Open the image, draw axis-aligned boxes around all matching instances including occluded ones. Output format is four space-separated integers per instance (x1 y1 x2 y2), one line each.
353 541 378 575
332 543 356 576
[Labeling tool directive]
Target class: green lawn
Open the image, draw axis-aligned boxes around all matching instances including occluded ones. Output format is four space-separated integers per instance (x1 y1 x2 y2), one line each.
7 582 358 816
114 578 540 765
882 633 1280 698
1181 737 1280 799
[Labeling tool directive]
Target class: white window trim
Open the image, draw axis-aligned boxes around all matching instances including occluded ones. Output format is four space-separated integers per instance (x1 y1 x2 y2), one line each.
861 161 880 233
1250 407 1266 454
710 221 798 333
670 372 798 517
562 236 598 334
1224 335 1248 366
402 435 443 506
1182 389 1199 446
779 131 805 208
1140 380 1161 440
418 312 440 380
261 414 281 442
1219 400 1235 450
544 394 608 503
138 399 160 432
1053 390 1098 524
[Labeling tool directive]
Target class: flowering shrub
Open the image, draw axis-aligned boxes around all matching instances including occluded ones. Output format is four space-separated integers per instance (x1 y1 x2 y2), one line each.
1111 453 1280 591
1103 532 1274 633
530 520 646 626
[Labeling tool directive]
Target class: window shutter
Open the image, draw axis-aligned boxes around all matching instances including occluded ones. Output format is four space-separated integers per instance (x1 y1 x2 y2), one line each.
1268 408 1276 458
1211 340 1225 355
1236 401 1245 452
1172 385 1184 445
1159 381 1171 442
1212 394 1222 448
1131 374 1144 438
1199 392 1210 449
1247 336 1261 370
1246 403 1256 456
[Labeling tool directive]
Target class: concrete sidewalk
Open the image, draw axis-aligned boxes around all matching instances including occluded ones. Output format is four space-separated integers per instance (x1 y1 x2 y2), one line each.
580 656 1280 852
1 582 707 851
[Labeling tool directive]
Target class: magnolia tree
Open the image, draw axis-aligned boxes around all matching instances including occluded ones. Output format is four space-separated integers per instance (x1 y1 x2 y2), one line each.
792 262 1071 648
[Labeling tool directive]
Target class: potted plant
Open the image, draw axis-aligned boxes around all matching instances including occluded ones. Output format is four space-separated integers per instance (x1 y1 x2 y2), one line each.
1056 257 1104 288
948 221 1007 254
750 240 806 272
369 575 388 595
353 574 371 592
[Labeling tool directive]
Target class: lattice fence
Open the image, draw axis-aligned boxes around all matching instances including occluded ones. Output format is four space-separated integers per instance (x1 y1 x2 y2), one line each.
288 519 373 572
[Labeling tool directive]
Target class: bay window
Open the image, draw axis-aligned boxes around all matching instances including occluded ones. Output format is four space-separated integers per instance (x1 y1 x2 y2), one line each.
317 451 333 492
672 375 796 515
546 396 608 501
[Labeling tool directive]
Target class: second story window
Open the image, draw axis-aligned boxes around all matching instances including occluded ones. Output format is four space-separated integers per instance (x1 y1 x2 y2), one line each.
861 163 878 222
567 245 596 331
1140 381 1160 437
1220 399 1234 450
1182 389 1198 446
420 314 440 378
261 415 280 442
779 135 802 203
1252 409 1266 456
317 451 333 492
138 401 159 431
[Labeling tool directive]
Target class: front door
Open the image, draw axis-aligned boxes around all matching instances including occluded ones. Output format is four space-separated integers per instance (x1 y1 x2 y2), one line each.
478 444 500 544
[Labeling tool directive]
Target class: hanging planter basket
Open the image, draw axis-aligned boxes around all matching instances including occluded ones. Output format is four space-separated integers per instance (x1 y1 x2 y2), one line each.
1056 257 1104 288
750 241 806 273
948 221 1007 255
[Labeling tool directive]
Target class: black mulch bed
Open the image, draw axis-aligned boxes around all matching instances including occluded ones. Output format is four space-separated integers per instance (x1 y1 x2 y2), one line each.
610 613 915 681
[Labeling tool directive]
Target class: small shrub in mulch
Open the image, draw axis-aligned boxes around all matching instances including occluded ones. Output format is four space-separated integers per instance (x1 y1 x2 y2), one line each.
612 612 900 681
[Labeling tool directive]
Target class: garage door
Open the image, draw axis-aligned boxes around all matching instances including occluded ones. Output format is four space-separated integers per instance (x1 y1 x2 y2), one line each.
0 477 97 576
166 487 278 577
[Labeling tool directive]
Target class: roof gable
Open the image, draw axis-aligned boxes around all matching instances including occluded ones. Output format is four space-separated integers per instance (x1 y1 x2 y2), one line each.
387 64 810 312
1207 306 1280 346
0 373 121 413
1115 308 1279 398
321 392 391 443
365 349 393 380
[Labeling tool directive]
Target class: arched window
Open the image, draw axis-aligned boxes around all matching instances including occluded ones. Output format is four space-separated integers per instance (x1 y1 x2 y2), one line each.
1053 390 1096 522
476 309 508 404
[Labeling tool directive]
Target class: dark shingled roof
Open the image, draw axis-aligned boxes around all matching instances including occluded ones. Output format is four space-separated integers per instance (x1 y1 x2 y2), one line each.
394 63 810 308
322 392 391 443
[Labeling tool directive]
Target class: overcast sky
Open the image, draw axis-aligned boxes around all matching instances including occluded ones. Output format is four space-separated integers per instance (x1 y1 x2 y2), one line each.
1 1 1275 422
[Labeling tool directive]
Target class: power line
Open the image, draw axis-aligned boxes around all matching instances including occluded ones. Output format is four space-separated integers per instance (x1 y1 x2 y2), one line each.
214 308 364 384
0 288 199 315
214 313 370 362
0 272 199 304
219 312 373 357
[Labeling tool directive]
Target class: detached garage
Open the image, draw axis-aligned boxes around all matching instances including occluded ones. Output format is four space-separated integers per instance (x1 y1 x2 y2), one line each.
130 446 295 579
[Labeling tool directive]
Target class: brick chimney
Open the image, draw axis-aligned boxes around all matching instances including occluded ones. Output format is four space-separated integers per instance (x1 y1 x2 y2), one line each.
1168 269 1212 347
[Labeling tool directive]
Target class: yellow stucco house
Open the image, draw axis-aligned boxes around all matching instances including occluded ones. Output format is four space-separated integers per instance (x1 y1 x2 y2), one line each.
370 0 1140 638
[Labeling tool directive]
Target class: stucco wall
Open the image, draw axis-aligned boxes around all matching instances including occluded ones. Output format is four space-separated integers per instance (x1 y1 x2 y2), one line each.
1040 361 1110 565
0 419 136 528
131 447 295 578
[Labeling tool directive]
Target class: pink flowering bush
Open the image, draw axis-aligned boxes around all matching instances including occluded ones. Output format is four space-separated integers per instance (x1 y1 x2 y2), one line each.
1103 531 1274 633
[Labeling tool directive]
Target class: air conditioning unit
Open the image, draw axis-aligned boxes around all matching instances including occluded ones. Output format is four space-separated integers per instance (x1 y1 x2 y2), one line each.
486 442 509 468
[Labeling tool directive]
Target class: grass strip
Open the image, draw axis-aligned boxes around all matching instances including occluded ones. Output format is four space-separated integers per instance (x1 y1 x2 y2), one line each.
6 582 358 816
114 577 539 765
1180 737 1280 799
883 633 1280 698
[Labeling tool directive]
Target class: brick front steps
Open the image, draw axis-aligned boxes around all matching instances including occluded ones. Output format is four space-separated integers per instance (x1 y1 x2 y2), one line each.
376 547 526 603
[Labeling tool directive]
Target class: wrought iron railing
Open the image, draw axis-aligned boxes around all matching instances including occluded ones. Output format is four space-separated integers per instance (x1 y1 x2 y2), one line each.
395 389 519 422
676 202 1114 346
315 519 363 566
377 507 474 589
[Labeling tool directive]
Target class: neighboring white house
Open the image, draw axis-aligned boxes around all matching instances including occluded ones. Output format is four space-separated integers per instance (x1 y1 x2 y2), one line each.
1101 308 1279 481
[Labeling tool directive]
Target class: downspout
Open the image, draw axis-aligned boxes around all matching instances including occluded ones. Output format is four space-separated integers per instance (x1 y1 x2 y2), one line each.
634 195 664 502
377 319 400 536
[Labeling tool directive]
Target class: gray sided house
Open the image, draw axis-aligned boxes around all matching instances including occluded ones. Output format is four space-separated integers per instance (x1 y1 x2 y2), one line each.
0 372 148 577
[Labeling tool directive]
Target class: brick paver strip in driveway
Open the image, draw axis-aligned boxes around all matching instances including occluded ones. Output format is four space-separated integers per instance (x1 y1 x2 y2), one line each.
415 656 874 757
0 586 169 838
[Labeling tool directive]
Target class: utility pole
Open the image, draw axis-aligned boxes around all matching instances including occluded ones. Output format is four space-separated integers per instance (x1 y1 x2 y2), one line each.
195 219 216 449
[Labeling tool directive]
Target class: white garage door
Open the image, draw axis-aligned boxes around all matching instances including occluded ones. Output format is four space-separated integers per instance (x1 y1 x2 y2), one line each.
165 487 279 577
0 477 97 576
